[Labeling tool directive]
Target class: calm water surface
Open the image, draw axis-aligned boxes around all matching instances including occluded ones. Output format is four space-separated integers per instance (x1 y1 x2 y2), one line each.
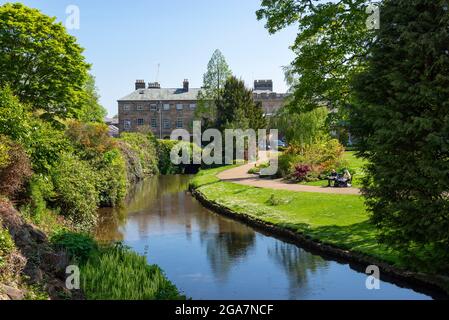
96 175 438 300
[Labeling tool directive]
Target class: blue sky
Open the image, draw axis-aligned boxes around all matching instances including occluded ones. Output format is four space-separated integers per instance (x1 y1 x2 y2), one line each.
4 0 298 116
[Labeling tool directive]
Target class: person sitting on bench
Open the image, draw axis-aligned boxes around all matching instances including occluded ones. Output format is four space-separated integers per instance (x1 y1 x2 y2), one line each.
327 169 338 187
336 170 352 188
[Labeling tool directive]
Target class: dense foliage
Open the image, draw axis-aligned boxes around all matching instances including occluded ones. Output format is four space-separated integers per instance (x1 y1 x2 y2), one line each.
257 0 374 113
0 220 15 272
157 139 202 175
0 3 90 120
50 153 99 230
278 139 346 181
81 244 183 300
0 135 32 198
120 132 159 177
272 106 329 148
51 232 98 264
350 0 449 272
216 76 266 131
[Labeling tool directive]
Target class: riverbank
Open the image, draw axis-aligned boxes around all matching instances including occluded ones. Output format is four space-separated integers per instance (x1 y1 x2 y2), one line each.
190 166 449 297
0 128 190 300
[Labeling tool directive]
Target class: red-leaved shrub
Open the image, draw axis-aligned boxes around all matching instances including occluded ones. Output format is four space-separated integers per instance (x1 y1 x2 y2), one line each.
293 164 311 182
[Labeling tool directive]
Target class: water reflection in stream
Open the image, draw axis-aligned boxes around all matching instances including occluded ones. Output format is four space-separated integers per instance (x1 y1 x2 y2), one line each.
96 175 434 300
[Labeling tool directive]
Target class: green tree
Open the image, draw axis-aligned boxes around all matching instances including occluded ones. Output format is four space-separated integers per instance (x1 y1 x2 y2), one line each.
257 0 375 113
215 76 266 131
195 49 232 128
78 74 107 123
0 3 90 120
273 105 329 148
350 0 449 272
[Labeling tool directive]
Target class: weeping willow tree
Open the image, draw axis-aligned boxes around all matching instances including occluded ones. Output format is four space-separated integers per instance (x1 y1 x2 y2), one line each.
272 105 329 151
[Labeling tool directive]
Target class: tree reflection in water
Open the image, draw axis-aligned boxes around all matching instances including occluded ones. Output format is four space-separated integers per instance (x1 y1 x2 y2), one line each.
201 219 256 282
268 242 329 299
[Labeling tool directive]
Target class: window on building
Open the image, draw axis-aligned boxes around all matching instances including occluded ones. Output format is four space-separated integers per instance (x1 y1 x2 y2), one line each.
163 119 170 129
124 120 131 130
123 104 131 111
151 118 157 128
176 118 183 128
176 104 183 110
150 104 158 111
137 119 144 126
137 105 144 111
190 104 196 109
163 104 170 111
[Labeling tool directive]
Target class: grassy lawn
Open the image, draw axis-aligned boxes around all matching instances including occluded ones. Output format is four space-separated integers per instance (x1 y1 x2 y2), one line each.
302 151 369 188
191 166 401 267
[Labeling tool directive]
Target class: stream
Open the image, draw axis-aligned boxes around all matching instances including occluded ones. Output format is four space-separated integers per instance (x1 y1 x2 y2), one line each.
96 175 441 300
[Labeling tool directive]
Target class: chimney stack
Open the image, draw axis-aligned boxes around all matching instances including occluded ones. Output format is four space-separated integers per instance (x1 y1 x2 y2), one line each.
148 82 161 89
254 80 273 92
183 79 189 92
135 80 146 90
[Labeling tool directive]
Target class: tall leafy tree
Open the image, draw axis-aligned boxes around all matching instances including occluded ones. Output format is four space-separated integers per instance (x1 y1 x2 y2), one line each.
215 76 266 132
195 49 232 128
78 74 107 123
256 0 375 113
0 3 90 120
350 0 449 271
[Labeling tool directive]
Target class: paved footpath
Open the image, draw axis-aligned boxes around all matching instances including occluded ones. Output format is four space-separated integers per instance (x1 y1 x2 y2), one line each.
217 162 361 195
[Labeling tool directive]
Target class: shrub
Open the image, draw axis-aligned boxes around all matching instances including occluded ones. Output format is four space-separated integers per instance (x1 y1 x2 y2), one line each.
292 164 312 182
51 231 98 264
120 132 159 176
0 136 33 198
301 139 345 167
25 175 55 221
27 119 72 174
50 153 99 230
81 243 184 300
0 222 15 271
157 140 180 174
278 139 345 180
94 149 128 207
117 140 144 183
0 87 31 143
277 153 301 178
0 141 9 170
157 140 202 175
65 120 116 161
66 120 128 208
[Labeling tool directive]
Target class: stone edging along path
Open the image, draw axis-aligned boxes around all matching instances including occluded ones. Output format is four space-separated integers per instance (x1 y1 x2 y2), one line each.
189 168 449 298
217 163 361 195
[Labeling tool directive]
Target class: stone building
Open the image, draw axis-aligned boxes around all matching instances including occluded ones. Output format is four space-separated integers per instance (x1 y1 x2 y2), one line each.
253 80 288 116
118 79 287 136
118 79 200 138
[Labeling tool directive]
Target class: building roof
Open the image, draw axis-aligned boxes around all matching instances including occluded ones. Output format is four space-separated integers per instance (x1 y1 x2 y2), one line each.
104 117 119 125
118 88 201 102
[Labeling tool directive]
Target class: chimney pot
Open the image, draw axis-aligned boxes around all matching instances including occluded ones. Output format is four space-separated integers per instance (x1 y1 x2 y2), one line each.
183 79 189 92
135 79 146 90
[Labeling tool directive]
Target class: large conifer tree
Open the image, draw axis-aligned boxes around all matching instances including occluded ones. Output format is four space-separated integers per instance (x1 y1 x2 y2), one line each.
350 0 449 271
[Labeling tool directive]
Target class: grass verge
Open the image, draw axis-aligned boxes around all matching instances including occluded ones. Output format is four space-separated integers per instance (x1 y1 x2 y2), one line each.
191 166 400 266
